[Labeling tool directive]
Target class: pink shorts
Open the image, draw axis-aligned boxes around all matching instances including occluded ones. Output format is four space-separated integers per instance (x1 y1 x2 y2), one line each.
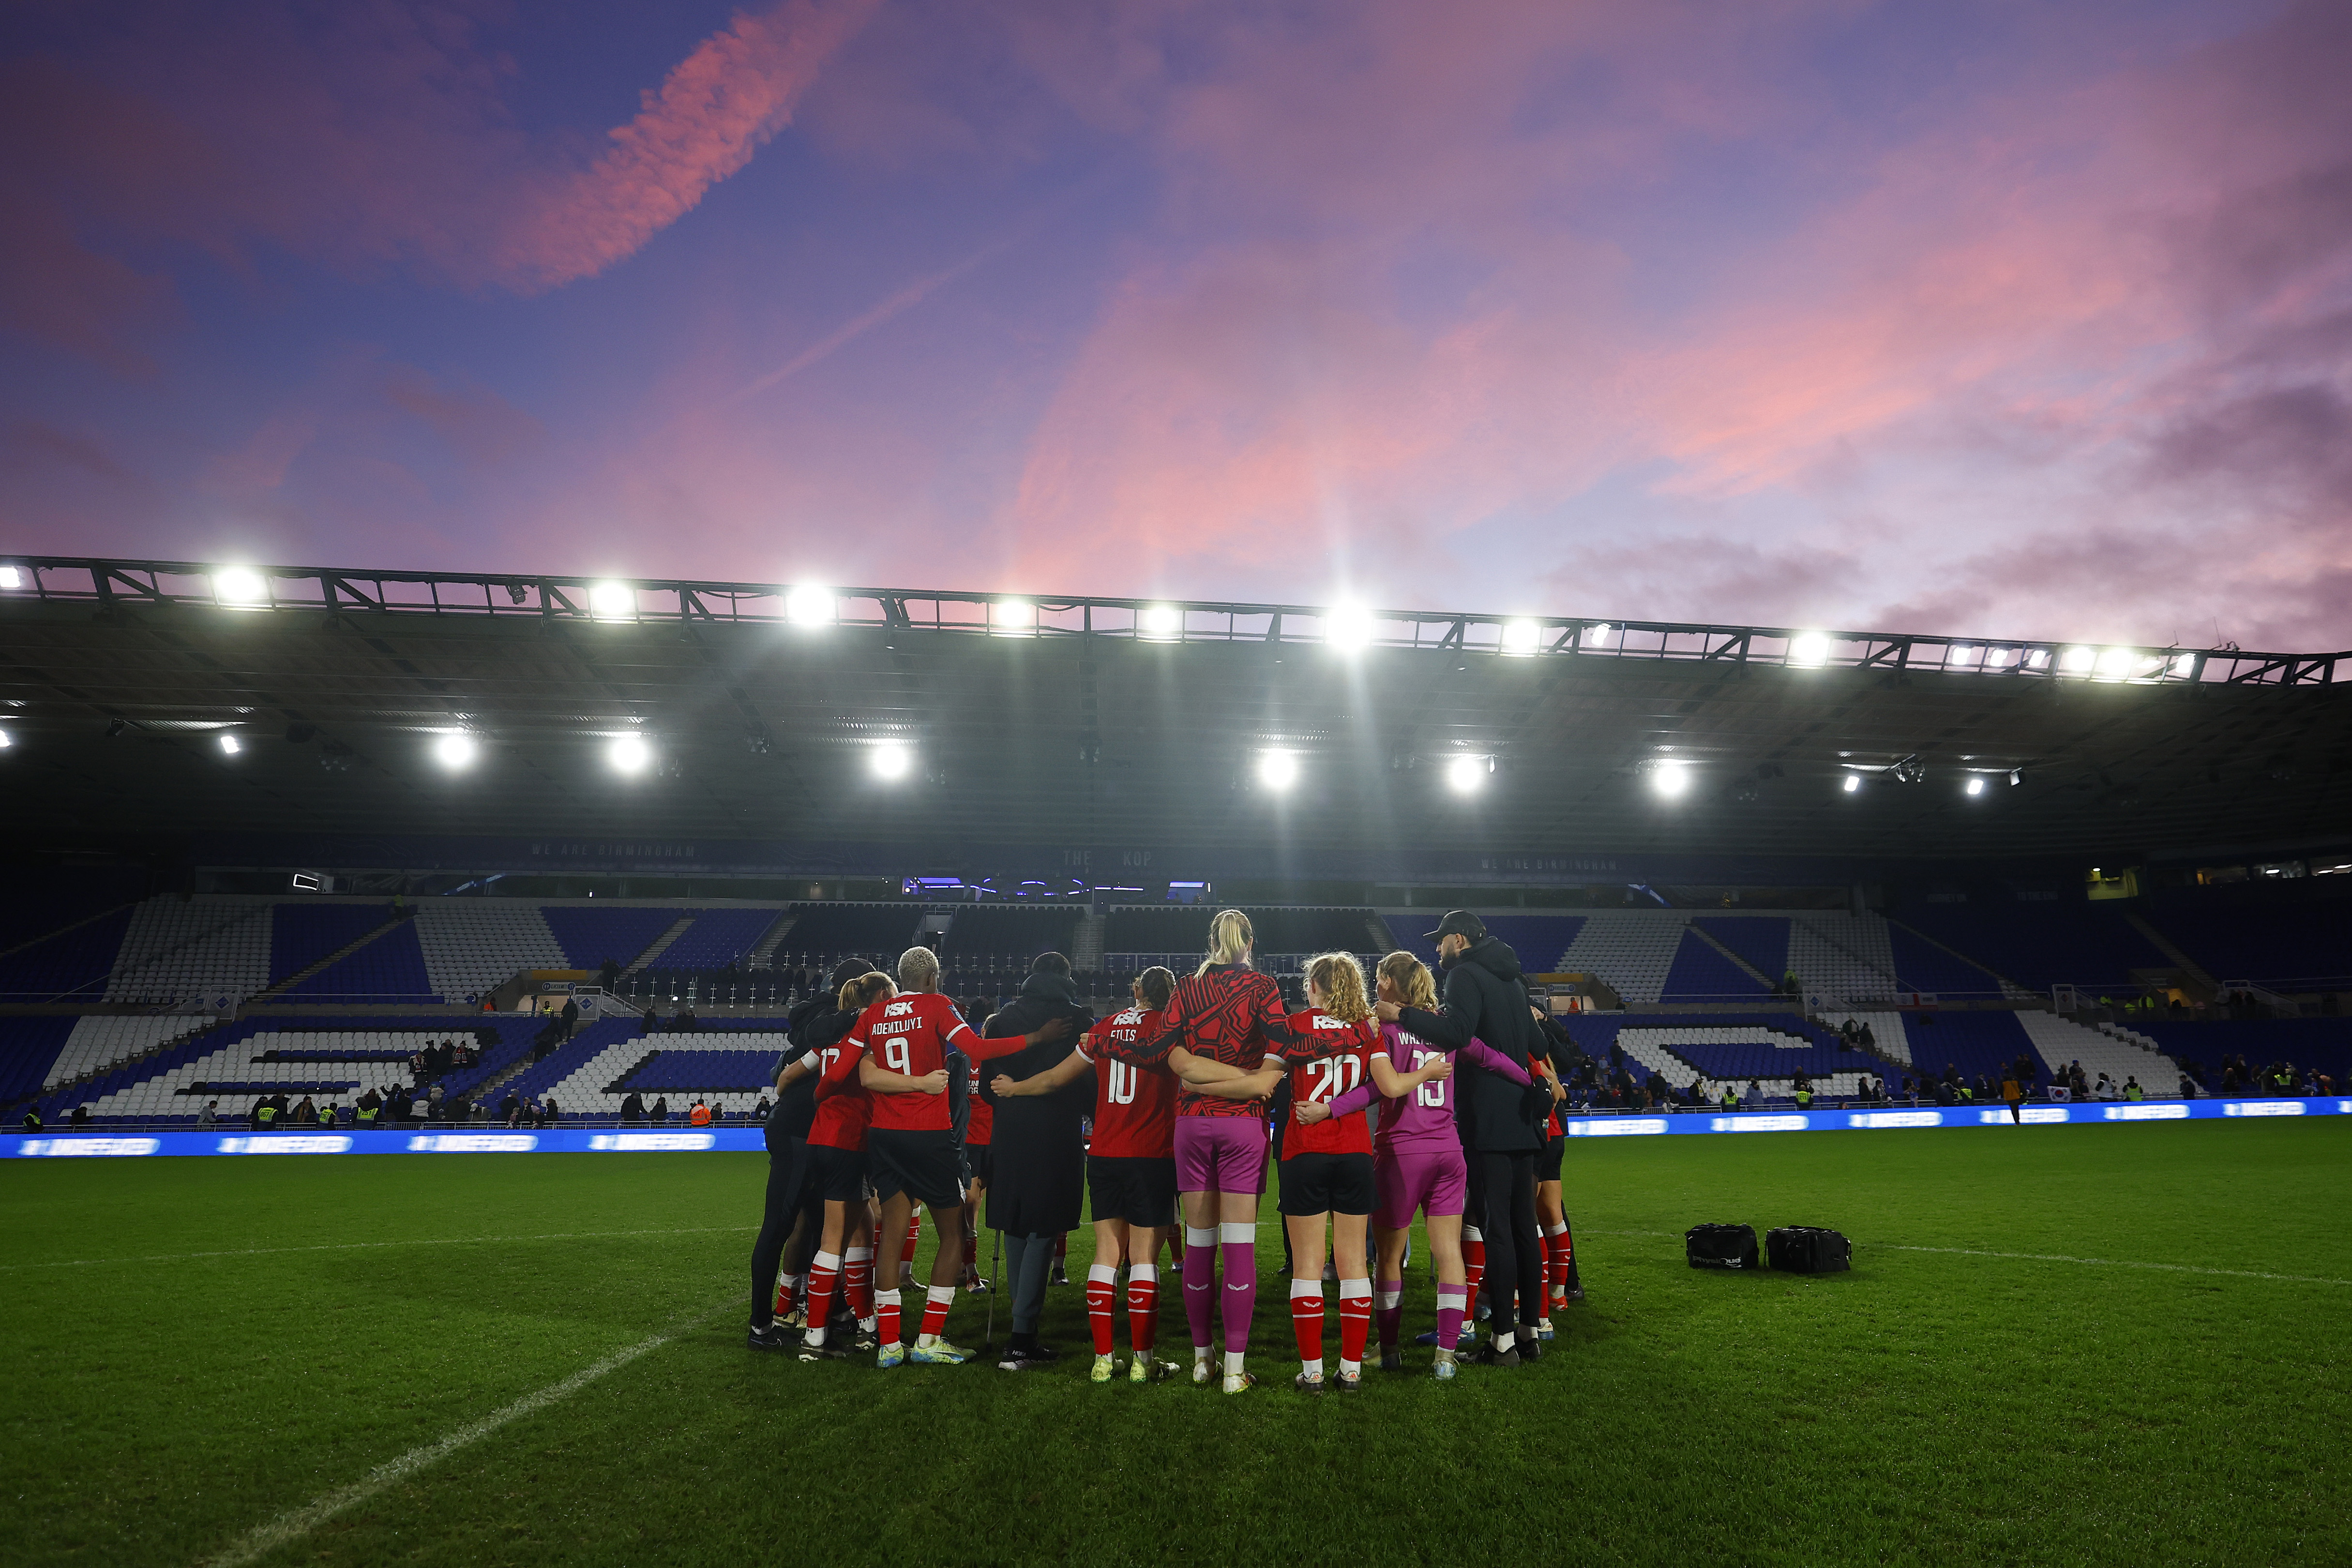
1373 1144 1468 1228
1174 1116 1268 1195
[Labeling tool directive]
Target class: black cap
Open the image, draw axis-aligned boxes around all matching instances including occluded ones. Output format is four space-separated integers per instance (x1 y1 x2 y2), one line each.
1423 909 1487 945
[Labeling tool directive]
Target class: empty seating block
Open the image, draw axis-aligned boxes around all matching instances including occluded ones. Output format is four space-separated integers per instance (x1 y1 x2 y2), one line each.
1896 902 2168 993
413 903 567 1000
0 908 134 1001
659 910 784 971
271 903 395 985
0 1017 79 1107
284 922 437 1001
540 907 682 970
102 896 273 1006
938 906 1081 961
1658 930 1770 1001
1691 917 1792 981
777 904 927 962
2142 903 2352 991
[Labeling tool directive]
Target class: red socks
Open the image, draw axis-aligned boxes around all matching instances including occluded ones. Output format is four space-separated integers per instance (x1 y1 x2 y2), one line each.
1128 1263 1158 1353
1462 1226 1487 1321
804 1251 841 1337
874 1289 901 1348
902 1212 922 1267
1336 1278 1372 1372
918 1284 953 1342
1087 1264 1118 1356
844 1246 874 1325
1290 1278 1325 1370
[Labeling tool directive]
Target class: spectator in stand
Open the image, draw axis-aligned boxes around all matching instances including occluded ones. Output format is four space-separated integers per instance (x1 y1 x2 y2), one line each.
540 1097 559 1127
675 1007 699 1033
425 1083 446 1119
599 957 622 990
197 1100 219 1127
21 1106 41 1131
1898 1075 1914 1104
2176 1070 2200 1098
70 1103 91 1127
1687 1076 1706 1108
643 1008 660 1037
1743 1078 1763 1110
2092 1073 2120 1101
560 995 581 1041
293 1096 318 1125
1971 1073 1992 1103
1857 1021 1877 1052
1933 1078 1957 1106
650 1096 669 1125
753 1094 771 1121
502 1093 524 1127
620 1091 646 1126
1942 1062 1960 1088
690 1099 713 1127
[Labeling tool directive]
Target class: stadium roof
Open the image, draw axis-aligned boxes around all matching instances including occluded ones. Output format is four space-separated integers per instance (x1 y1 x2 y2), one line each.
1 555 2347 869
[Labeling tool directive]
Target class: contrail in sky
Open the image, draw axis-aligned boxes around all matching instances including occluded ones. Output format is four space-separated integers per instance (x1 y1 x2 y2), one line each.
729 235 1017 403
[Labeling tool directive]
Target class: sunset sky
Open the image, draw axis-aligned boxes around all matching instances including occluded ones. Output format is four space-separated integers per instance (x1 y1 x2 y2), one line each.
5 0 2349 649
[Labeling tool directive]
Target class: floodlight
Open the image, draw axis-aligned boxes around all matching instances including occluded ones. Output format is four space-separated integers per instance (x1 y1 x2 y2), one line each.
0 729 12 749
1140 603 1183 640
2170 653 2196 678
588 581 634 618
1965 776 1986 796
0 566 20 588
218 734 242 756
872 742 912 781
1788 632 1830 667
2096 647 2134 679
434 734 479 769
784 585 832 626
1446 754 1488 794
1257 750 1299 789
609 735 650 773
990 599 1036 636
1501 620 1540 655
1650 762 1689 798
213 568 267 604
2061 646 2095 673
1323 604 1374 650
1843 773 1861 793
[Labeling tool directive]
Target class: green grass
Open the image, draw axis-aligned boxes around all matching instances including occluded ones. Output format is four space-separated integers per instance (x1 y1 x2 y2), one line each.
3 1120 2348 1567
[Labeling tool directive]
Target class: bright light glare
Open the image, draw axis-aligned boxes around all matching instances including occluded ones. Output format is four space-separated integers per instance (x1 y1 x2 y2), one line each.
1842 773 1861 794
1500 620 1540 655
2061 646 2096 673
589 581 634 618
1446 755 1487 794
990 600 1035 636
1650 763 1689 798
1965 776 1986 796
434 734 478 769
608 735 650 773
1140 604 1183 639
2096 647 2135 679
213 568 267 604
0 729 13 749
1256 750 1299 790
1323 604 1374 650
2170 653 2196 677
218 734 242 756
872 742 912 781
0 566 21 588
1587 624 1613 641
784 585 832 626
1788 633 1831 667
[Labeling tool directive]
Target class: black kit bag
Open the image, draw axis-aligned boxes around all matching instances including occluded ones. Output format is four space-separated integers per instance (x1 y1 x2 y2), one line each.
1765 1226 1852 1274
1685 1222 1760 1270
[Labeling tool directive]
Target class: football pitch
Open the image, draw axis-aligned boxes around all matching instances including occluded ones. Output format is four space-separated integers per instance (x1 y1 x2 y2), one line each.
5 1120 2347 1567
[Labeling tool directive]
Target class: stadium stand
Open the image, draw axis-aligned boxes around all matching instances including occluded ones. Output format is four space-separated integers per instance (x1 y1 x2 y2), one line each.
2011 1009 2181 1094
936 905 1081 960
41 1015 211 1091
1691 916 1792 982
658 909 784 971
103 896 273 1006
282 919 437 1001
1554 912 1692 1003
0 1016 79 1109
1894 900 2169 992
776 903 927 962
539 906 681 971
0 866 147 954
1883 920 2011 998
1657 928 1772 1001
1786 914 1904 1003
413 901 566 1000
1556 1012 1881 1101
0 907 134 1001
1109 905 1376 957
2132 1018 2352 1088
2141 901 2352 991
271 902 396 986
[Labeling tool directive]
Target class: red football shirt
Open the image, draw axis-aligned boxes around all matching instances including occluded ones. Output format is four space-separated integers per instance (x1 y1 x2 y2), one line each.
806 1040 872 1151
1138 966 1301 1119
842 991 986 1133
963 1052 994 1148
1077 1007 1177 1159
1275 1009 1376 1158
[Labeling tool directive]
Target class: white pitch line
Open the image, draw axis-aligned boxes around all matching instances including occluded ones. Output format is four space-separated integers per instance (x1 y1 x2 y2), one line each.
1578 1227 2352 1287
200 1297 739 1568
0 1224 756 1272
1870 1243 2352 1288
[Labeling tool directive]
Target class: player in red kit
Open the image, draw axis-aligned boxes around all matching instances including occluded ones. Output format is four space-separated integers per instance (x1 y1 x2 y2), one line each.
798 971 895 1361
838 946 1071 1368
991 966 1183 1385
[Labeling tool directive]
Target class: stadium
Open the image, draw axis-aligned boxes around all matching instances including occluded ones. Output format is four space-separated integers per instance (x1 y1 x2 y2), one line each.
10 5 2352 1564
4 552 2349 1564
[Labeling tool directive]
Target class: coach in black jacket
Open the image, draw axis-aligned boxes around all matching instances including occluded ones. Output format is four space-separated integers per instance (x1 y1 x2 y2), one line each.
1377 910 1548 1365
979 955 1093 1365
746 958 875 1349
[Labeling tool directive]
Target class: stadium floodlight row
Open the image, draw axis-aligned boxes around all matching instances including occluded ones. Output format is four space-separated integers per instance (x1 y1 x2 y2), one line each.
3 554 2344 687
13 1096 2347 1158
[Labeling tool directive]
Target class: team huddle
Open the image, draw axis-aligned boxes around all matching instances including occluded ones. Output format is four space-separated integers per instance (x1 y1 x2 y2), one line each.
744 908 1583 1392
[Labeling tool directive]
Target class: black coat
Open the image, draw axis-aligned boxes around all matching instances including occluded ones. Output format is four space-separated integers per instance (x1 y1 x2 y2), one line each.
978 973 1094 1236
774 995 857 1142
1399 935 1545 1152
